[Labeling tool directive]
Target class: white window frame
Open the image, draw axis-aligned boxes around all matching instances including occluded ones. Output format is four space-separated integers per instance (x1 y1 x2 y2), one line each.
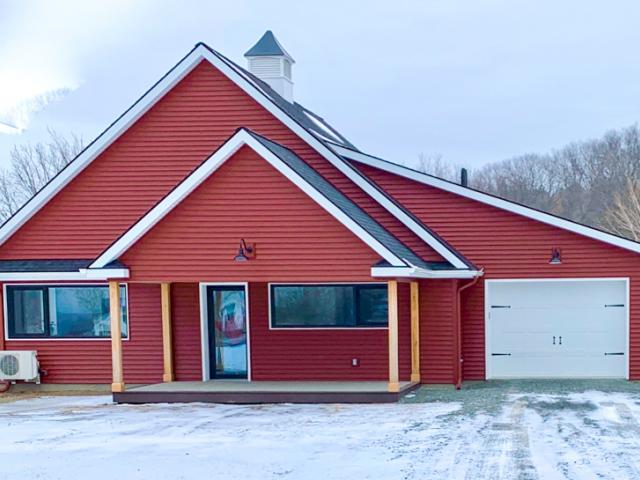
3 283 130 342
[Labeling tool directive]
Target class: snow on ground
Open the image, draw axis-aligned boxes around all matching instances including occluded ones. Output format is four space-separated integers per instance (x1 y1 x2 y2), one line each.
1 388 640 479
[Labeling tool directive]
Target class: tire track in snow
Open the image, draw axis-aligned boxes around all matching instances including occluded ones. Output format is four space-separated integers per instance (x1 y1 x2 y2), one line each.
463 399 537 480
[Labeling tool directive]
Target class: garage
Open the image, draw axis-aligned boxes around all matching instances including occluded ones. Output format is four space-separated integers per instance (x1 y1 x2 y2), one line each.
485 279 628 379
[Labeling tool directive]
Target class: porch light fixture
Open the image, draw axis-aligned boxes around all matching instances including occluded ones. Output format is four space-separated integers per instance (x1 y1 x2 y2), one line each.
234 239 254 262
549 248 562 265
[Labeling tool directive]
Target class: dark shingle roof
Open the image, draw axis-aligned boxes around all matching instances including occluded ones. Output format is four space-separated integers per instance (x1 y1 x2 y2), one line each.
244 31 293 59
206 45 357 149
0 259 92 272
247 130 448 270
0 259 127 273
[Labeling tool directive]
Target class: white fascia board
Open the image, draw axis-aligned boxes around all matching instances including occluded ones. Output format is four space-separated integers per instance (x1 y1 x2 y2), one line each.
78 268 130 280
0 268 129 282
90 130 407 269
338 145 640 256
371 266 482 279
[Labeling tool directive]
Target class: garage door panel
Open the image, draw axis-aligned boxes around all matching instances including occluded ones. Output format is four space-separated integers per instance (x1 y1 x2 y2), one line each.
487 280 627 379
490 281 625 309
492 353 625 378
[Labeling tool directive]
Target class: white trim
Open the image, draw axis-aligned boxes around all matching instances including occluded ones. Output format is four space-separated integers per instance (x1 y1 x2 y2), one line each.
267 282 389 331
371 265 482 279
0 269 129 282
484 277 630 380
0 44 468 271
90 129 408 269
337 145 640 256
3 282 130 342
199 282 251 381
198 284 209 381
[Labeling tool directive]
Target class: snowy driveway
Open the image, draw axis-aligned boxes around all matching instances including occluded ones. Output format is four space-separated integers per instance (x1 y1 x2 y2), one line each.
1 381 640 479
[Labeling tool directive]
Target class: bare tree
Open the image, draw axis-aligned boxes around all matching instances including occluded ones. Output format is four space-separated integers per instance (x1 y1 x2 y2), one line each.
603 179 640 241
415 152 461 183
465 124 640 232
0 129 83 221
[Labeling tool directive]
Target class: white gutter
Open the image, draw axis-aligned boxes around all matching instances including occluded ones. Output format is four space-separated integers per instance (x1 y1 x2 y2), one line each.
371 264 483 279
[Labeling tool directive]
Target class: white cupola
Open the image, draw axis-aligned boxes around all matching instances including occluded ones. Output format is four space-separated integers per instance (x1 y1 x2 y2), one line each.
244 31 295 102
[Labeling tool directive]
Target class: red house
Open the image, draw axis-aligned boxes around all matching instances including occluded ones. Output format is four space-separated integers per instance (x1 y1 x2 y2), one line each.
0 32 637 402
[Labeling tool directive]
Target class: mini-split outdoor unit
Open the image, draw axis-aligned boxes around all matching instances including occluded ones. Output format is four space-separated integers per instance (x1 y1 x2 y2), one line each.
0 351 39 383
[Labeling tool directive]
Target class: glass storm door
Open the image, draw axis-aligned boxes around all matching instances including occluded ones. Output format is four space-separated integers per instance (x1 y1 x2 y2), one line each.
206 286 248 379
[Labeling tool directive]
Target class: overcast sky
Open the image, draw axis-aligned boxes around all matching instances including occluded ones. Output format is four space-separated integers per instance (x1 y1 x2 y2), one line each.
1 0 639 170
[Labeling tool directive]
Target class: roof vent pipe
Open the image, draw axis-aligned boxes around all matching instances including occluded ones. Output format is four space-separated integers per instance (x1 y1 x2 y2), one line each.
245 31 295 103
460 168 468 187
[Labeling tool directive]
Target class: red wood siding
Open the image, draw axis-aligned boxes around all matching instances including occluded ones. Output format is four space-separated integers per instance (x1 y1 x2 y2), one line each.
1 283 162 384
122 283 163 383
0 61 441 264
171 283 202 381
121 146 384 282
354 162 640 380
246 282 411 381
419 279 458 383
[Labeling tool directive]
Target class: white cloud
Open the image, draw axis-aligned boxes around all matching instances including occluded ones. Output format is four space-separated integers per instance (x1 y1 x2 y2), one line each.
0 0 150 135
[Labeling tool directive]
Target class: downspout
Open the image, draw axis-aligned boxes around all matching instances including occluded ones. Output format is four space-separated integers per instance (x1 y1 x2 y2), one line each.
455 270 483 390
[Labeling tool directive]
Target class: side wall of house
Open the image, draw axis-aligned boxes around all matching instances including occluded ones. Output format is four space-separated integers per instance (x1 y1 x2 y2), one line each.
354 162 640 380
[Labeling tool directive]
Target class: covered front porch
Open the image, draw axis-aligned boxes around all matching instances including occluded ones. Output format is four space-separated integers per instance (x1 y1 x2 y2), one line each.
107 279 426 403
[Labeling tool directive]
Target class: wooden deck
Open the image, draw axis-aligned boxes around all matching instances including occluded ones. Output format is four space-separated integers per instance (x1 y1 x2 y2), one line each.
113 380 419 404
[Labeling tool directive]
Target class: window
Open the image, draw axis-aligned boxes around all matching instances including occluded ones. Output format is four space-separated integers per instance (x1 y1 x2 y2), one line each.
270 284 388 328
6 285 128 339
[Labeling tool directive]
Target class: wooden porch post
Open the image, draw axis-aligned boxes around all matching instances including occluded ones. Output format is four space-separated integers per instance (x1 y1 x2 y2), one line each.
387 280 399 393
161 282 174 382
410 281 421 383
109 281 125 393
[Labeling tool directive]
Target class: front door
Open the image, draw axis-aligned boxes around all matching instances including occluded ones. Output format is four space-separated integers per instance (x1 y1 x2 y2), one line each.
206 285 248 379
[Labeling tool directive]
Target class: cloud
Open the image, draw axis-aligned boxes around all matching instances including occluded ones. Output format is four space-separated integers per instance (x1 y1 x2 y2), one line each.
0 88 74 135
0 0 149 136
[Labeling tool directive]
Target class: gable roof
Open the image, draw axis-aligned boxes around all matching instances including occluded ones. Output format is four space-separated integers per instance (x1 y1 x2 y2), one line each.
334 144 640 256
89 129 479 279
0 42 472 271
244 31 294 61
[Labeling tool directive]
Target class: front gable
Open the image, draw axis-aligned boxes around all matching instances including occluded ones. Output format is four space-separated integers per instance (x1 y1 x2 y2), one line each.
120 144 387 282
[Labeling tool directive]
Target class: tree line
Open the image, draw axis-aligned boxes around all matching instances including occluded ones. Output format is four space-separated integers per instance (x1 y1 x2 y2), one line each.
1 125 640 241
417 124 640 240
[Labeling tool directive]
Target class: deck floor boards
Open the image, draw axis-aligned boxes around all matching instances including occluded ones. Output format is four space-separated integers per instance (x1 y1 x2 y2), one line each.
114 381 418 404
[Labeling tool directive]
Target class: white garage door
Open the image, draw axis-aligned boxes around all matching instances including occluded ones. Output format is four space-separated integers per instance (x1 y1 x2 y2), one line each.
486 279 628 379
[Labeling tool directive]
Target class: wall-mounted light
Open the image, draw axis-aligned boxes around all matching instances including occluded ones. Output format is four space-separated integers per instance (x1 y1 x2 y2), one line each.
234 239 255 262
549 248 562 265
